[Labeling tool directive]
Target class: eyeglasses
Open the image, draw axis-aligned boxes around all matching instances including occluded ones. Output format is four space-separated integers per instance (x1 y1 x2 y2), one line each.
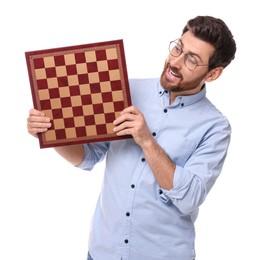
168 39 209 71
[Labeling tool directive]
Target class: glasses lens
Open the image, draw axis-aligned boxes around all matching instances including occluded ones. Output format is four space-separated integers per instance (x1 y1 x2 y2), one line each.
169 41 181 57
169 39 205 71
184 55 198 70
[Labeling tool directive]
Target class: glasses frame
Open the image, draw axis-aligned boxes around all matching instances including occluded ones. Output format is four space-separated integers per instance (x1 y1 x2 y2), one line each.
168 39 209 71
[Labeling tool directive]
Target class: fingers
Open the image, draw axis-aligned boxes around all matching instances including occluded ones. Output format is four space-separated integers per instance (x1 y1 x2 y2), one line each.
113 119 134 136
29 108 44 117
113 106 139 125
113 106 143 136
27 109 51 137
112 106 152 148
120 106 139 115
113 106 137 134
113 113 134 127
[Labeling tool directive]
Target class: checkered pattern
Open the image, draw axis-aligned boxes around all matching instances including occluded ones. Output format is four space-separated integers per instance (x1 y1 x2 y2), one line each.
25 40 131 148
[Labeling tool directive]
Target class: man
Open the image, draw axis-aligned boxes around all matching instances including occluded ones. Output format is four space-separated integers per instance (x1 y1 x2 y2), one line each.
27 15 236 260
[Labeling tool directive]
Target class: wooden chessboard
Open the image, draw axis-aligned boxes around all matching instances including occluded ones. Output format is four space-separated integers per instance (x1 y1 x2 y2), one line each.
25 39 132 148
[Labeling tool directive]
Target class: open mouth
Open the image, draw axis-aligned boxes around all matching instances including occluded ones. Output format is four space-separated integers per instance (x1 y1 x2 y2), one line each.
165 67 182 83
168 67 181 78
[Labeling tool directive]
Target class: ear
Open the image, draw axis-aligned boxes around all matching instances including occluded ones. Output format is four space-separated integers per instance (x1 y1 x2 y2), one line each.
205 67 223 82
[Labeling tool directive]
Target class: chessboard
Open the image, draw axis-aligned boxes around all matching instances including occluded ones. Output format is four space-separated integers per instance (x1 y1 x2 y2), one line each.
25 39 132 148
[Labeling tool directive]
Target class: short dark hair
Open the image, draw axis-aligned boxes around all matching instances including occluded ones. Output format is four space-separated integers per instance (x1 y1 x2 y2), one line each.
182 16 236 70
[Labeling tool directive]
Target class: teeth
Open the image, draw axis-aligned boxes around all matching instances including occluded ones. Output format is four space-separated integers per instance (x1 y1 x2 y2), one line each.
169 68 180 78
170 68 178 77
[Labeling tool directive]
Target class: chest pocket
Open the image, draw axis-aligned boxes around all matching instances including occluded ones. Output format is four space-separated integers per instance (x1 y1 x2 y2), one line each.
157 134 197 167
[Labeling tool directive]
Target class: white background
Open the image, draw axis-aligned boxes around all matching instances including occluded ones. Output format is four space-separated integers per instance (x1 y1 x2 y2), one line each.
0 0 256 259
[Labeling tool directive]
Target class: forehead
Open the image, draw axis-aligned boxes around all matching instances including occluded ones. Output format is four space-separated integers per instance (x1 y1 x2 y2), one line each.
180 31 215 60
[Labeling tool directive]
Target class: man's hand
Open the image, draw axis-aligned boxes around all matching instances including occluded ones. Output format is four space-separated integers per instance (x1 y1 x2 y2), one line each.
27 109 51 137
113 106 153 148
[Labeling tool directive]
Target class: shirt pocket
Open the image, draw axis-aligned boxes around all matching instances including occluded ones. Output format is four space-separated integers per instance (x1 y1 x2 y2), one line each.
157 134 197 167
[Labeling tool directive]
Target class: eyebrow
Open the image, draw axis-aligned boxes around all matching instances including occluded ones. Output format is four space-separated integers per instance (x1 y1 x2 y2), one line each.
178 39 204 62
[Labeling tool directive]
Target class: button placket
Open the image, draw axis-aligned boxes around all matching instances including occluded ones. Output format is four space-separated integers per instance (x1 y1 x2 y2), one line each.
122 155 147 257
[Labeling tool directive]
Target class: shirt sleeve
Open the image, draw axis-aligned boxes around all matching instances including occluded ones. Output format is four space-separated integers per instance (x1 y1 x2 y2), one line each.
161 121 231 214
77 142 110 171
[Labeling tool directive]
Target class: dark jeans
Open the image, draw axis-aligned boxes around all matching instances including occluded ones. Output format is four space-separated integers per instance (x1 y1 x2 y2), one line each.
87 252 194 260
87 252 93 260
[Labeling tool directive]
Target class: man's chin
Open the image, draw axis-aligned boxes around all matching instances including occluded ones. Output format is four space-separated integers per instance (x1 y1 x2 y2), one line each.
160 78 182 92
160 75 175 89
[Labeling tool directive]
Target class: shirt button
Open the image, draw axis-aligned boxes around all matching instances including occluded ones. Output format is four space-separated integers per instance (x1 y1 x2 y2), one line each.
181 103 184 107
131 184 135 189
141 158 146 162
124 239 129 244
126 212 130 217
159 189 163 194
152 132 156 136
163 108 168 113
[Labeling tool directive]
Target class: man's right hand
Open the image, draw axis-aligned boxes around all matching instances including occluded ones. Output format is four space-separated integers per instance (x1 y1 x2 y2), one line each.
27 108 51 138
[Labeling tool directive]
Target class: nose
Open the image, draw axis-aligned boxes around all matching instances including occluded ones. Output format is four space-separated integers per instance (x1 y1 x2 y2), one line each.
169 53 184 68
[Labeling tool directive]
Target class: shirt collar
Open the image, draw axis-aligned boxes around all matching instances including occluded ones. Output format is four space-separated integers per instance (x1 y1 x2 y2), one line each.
157 81 206 107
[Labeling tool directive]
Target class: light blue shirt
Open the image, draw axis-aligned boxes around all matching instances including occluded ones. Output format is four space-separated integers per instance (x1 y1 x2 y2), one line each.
78 78 231 260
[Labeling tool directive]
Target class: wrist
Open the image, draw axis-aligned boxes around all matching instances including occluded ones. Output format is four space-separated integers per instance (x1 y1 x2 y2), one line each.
140 136 156 151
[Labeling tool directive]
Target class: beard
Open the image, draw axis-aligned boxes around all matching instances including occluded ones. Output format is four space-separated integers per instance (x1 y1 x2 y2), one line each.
160 63 208 93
